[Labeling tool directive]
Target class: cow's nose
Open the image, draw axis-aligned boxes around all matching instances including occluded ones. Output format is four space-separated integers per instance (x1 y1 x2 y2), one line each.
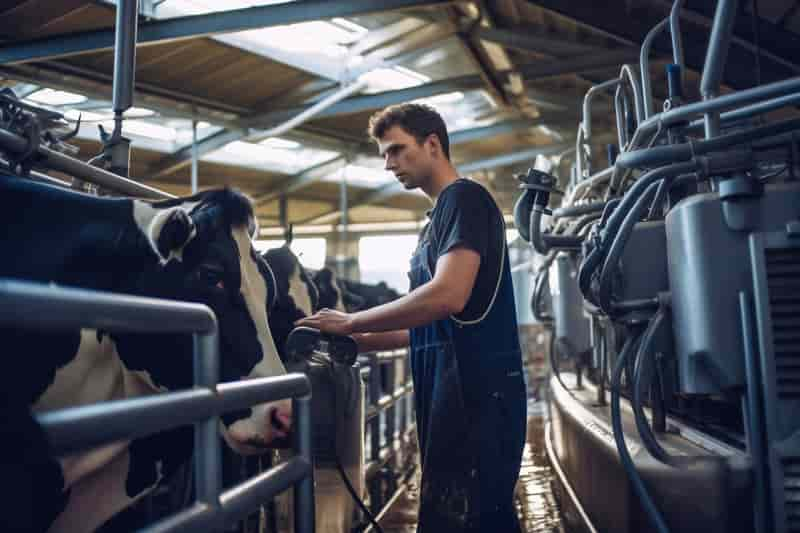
270 405 292 433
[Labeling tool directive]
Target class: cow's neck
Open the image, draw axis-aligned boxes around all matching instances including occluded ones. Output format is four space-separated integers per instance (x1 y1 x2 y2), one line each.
0 177 158 292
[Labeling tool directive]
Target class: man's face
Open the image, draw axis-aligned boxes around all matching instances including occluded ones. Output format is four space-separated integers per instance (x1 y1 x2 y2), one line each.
377 125 434 190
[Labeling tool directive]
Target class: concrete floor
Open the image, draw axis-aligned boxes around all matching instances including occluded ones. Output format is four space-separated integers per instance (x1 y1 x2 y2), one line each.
379 400 568 533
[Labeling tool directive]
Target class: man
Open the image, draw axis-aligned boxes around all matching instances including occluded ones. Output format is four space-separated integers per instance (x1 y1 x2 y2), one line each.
296 103 527 532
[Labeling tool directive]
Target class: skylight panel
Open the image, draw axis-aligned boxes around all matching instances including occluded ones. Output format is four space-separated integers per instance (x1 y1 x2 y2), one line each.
321 163 395 188
260 137 301 149
359 67 430 93
25 89 87 106
209 140 338 174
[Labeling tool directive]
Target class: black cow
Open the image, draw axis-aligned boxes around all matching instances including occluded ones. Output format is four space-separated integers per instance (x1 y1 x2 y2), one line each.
337 278 401 311
261 245 318 363
0 176 289 533
313 267 366 312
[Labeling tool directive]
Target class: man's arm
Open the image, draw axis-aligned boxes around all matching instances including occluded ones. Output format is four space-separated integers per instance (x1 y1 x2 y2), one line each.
295 246 480 335
352 330 409 352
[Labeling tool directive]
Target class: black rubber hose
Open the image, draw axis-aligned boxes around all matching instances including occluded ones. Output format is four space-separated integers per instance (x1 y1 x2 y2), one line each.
578 246 603 305
604 161 700 250
616 116 800 169
598 181 662 312
551 335 574 394
632 308 675 465
611 334 671 533
552 201 607 219
531 268 553 324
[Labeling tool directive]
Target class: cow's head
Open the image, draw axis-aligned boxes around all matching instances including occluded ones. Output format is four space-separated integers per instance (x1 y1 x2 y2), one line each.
313 267 365 312
261 245 319 362
115 188 290 452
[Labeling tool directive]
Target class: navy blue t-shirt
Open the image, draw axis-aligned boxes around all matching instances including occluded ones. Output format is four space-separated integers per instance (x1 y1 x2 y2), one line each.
417 178 505 322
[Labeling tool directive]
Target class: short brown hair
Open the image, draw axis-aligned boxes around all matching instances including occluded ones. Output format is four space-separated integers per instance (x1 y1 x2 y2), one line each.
367 103 450 160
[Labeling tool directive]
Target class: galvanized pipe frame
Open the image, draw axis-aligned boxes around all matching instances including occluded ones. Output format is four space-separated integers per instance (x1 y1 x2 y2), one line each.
0 278 314 533
359 349 417 519
0 126 173 199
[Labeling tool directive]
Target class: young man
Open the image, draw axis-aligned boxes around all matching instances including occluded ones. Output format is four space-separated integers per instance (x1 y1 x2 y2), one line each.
296 103 527 532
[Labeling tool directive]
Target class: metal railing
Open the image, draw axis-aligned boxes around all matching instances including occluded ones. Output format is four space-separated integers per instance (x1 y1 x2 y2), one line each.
0 278 314 533
358 349 416 527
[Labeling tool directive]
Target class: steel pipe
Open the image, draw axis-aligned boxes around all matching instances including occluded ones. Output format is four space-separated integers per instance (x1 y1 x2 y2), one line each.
0 127 172 199
700 0 740 138
640 17 670 120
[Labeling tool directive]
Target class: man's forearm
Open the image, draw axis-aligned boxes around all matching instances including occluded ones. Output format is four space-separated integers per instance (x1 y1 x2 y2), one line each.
353 330 409 352
350 281 454 333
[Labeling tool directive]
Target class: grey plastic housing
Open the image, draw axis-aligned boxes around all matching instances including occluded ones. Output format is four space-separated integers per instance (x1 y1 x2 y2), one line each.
550 253 591 356
614 220 670 302
666 183 800 394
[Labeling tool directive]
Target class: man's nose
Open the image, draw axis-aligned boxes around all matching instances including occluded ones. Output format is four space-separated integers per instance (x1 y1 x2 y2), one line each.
384 156 395 171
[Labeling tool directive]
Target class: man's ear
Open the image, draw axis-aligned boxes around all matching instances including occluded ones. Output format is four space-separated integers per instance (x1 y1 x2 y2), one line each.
426 133 441 158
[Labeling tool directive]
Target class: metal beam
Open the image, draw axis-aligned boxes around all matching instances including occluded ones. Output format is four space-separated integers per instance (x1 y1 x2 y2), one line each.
261 51 619 128
348 18 429 57
515 49 640 80
243 74 484 128
457 142 572 174
148 74 484 177
301 142 573 224
532 0 799 90
252 155 348 207
473 26 600 57
0 0 455 64
150 129 246 180
250 117 568 209
449 117 570 145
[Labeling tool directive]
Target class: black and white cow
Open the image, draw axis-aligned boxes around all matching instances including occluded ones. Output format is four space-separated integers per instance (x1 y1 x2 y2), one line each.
261 245 318 362
0 175 289 533
258 248 366 533
339 279 401 310
313 267 365 312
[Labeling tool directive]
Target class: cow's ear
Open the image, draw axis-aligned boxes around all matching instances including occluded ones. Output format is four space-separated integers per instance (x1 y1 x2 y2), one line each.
156 208 195 260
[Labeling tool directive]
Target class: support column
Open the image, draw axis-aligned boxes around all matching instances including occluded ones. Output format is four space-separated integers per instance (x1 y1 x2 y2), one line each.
191 119 198 194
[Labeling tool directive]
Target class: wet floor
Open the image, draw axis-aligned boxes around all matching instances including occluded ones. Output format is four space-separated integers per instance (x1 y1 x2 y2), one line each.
380 400 569 533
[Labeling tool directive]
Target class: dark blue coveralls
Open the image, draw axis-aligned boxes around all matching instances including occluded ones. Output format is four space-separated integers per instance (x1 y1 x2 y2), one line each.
408 221 527 532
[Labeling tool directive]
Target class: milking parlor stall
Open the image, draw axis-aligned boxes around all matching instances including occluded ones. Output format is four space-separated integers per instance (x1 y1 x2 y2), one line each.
2 1 800 533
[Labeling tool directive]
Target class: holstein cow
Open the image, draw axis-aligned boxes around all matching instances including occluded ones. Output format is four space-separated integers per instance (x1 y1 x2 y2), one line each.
261 244 318 361
0 176 290 533
261 248 363 533
313 267 365 312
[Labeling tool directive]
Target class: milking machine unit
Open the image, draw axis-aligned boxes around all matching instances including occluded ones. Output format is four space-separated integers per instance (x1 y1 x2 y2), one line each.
284 326 385 533
517 1 800 532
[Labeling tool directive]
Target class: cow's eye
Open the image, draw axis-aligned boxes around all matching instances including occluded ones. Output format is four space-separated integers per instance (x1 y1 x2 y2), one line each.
197 265 225 287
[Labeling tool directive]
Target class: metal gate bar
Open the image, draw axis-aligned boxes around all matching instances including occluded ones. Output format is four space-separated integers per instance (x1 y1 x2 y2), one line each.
0 278 314 533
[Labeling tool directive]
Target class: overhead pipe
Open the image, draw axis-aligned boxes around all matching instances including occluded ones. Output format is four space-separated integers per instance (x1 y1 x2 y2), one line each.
245 78 368 140
579 79 621 179
640 17 670 120
669 0 686 77
699 0 740 139
0 127 173 199
106 0 139 177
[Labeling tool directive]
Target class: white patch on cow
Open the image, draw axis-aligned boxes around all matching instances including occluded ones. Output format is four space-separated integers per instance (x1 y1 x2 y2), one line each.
289 266 313 317
224 226 292 452
132 200 198 264
46 449 157 533
33 330 165 533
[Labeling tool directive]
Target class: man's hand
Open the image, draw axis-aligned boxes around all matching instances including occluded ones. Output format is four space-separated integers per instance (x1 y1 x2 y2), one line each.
295 308 355 336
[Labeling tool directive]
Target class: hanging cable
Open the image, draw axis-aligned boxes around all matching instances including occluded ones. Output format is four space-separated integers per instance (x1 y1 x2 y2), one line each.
631 307 677 465
611 333 671 533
